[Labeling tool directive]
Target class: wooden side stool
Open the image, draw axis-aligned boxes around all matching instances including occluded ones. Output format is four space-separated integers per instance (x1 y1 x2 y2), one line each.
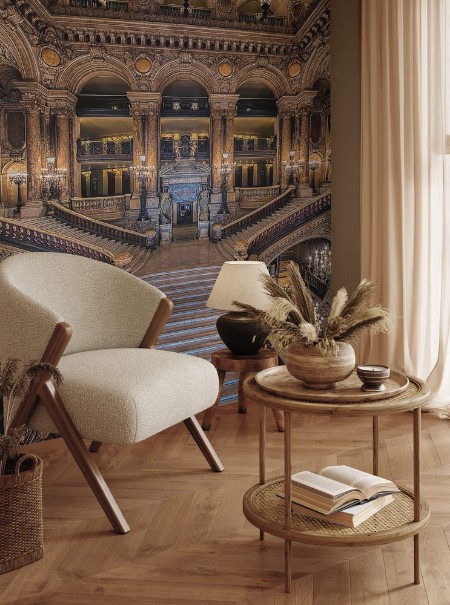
202 348 284 432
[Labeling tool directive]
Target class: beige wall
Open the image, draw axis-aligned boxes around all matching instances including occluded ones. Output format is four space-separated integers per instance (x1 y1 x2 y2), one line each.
330 0 361 292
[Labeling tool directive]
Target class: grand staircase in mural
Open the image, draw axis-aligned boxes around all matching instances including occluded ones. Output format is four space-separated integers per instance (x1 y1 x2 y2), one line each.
17 216 153 274
217 197 301 259
143 265 238 406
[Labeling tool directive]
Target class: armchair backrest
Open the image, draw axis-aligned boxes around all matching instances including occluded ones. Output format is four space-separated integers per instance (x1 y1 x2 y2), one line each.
0 252 165 363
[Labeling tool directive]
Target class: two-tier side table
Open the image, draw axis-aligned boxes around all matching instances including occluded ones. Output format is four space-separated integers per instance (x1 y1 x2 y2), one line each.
242 367 431 593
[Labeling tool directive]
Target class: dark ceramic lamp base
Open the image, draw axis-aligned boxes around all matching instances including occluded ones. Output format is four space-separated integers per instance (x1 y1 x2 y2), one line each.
216 312 267 356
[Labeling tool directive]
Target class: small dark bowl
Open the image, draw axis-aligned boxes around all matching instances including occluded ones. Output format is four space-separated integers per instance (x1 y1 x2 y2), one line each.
357 365 390 392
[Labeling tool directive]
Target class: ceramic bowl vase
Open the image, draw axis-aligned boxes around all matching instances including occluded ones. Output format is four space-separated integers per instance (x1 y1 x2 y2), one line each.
284 341 356 389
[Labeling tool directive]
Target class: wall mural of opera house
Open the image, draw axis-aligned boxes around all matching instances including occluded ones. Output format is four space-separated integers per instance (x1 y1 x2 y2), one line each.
0 0 331 389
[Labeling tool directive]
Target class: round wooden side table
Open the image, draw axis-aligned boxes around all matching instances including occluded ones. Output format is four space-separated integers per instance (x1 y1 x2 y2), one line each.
242 368 431 593
201 348 284 432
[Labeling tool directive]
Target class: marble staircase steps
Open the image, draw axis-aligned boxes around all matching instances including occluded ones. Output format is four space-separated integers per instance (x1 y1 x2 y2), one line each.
218 198 300 259
172 224 198 241
143 265 239 405
19 216 153 273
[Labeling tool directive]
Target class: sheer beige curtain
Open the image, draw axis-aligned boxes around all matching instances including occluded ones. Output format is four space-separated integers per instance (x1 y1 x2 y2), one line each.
360 0 450 416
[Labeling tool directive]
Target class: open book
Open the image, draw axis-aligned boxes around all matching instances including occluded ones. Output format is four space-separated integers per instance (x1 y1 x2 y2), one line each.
290 465 399 515
290 494 394 528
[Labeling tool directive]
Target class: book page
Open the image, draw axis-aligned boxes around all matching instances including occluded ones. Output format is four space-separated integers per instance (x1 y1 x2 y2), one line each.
319 465 394 495
291 470 356 497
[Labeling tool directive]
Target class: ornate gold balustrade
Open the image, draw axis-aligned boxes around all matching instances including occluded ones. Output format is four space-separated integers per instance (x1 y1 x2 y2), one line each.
250 193 331 263
0 217 132 270
51 201 148 247
71 195 130 221
236 185 280 203
221 187 294 239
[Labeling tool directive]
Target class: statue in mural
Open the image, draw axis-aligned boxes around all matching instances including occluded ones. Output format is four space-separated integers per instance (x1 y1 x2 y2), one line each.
198 187 210 221
174 140 182 158
159 190 172 224
189 138 197 158
324 149 331 183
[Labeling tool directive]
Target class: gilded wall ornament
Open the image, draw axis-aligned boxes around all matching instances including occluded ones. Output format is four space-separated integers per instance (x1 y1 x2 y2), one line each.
135 56 152 74
288 62 302 78
218 61 233 78
41 47 62 67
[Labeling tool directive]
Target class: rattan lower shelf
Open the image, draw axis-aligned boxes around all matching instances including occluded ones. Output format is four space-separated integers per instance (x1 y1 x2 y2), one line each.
243 371 430 593
243 479 430 547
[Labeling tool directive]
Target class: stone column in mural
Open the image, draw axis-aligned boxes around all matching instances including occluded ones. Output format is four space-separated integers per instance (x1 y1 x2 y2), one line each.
72 114 82 198
298 109 312 197
53 97 76 205
144 93 162 225
127 93 147 220
280 111 292 189
209 94 239 217
209 101 224 214
297 90 317 198
276 96 297 190
40 106 51 165
20 89 44 217
322 107 332 191
223 96 239 214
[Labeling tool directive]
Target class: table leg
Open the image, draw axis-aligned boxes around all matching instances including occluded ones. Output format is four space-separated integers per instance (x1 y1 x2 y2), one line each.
259 405 266 541
285 539 292 593
413 407 421 584
202 369 226 431
272 409 285 432
373 416 379 476
238 372 247 413
259 406 266 485
284 411 292 593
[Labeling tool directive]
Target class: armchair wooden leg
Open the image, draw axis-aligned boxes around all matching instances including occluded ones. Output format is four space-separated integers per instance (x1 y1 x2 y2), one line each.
184 416 224 472
38 381 130 534
89 441 102 453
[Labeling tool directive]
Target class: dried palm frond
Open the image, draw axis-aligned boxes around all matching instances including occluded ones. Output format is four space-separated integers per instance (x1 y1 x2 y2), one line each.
0 358 19 397
0 425 27 475
267 330 299 358
327 288 348 326
265 297 303 325
260 274 292 302
1 360 63 438
286 262 316 324
232 301 267 321
330 307 393 342
26 363 63 386
234 266 393 358
299 322 319 345
339 279 376 319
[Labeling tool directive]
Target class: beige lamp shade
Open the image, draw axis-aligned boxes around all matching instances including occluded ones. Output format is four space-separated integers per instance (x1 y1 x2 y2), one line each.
206 261 271 312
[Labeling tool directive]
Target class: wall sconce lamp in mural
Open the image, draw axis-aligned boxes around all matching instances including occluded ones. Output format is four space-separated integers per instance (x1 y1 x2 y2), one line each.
218 152 237 215
8 170 28 214
282 150 302 187
308 159 321 195
130 155 155 222
40 157 67 202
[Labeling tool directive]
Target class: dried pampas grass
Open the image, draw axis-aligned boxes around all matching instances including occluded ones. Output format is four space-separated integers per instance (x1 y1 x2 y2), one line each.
233 261 393 357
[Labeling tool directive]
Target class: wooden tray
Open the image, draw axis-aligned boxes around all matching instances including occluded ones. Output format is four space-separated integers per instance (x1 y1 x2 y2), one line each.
254 366 409 403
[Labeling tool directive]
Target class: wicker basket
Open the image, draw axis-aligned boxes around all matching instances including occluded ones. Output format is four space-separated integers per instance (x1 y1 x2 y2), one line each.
0 454 44 574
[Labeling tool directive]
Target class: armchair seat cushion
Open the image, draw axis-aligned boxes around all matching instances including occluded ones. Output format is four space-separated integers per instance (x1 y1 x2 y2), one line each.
29 349 219 444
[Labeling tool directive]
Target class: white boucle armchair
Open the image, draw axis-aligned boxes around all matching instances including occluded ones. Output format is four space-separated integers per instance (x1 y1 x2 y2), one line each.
0 252 223 534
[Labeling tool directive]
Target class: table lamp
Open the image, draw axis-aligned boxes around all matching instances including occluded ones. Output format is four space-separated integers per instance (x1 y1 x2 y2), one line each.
206 260 271 355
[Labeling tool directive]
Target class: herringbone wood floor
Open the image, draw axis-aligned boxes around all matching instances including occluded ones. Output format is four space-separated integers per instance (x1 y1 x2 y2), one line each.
1 403 449 605
1 243 449 603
